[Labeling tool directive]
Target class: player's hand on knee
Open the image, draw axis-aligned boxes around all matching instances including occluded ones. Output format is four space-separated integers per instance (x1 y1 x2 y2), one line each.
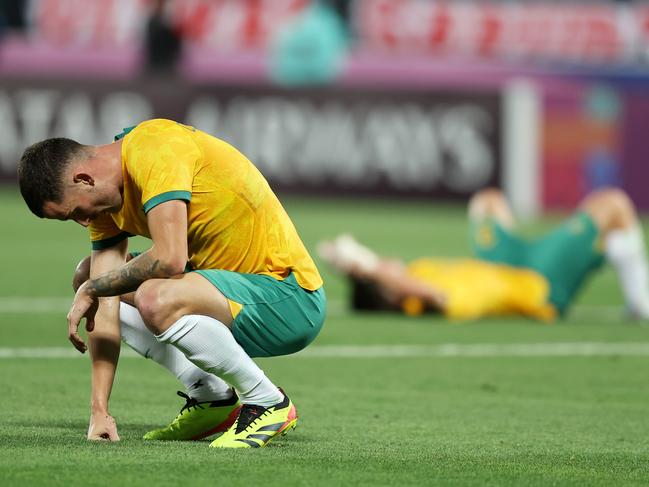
87 412 120 441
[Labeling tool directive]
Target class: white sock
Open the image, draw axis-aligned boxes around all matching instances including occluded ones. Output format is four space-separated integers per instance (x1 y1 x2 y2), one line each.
119 303 232 402
605 225 649 319
156 315 283 407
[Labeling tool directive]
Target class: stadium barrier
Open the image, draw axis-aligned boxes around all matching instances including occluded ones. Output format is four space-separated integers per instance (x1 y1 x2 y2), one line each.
0 77 502 201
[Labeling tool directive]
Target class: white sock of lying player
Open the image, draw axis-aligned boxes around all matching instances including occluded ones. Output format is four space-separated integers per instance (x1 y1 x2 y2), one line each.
119 303 233 402
156 314 284 407
605 225 649 319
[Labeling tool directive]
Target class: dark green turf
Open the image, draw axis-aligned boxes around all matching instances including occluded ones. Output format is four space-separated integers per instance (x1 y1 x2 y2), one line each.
1 186 649 486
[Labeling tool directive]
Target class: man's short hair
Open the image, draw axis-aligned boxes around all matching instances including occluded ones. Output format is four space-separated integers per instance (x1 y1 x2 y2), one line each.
17 138 86 218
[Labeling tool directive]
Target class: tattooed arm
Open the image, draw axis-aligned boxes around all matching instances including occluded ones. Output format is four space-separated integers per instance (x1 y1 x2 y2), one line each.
86 250 170 297
86 200 190 298
68 199 189 342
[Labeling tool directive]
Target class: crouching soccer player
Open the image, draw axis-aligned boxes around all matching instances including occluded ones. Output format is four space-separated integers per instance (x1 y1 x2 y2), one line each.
319 188 649 321
17 119 326 447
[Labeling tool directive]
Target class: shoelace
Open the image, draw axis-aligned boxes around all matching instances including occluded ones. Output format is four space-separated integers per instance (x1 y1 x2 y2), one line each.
234 404 269 434
177 391 205 414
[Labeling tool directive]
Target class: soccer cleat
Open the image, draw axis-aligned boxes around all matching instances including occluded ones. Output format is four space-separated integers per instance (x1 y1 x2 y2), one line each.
209 393 298 449
143 390 240 441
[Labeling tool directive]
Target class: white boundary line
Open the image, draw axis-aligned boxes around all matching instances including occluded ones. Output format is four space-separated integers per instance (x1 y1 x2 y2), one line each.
0 297 71 313
0 297 627 320
297 343 649 357
1 343 649 359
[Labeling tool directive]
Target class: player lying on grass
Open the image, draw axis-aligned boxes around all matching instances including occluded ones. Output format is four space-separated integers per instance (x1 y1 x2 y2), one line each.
319 188 649 321
17 119 326 448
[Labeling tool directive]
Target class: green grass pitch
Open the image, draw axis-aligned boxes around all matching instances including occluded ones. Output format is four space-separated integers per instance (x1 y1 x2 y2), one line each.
1 186 649 486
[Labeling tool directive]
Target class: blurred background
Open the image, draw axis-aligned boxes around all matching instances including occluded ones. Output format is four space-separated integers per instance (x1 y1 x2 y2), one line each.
0 0 648 218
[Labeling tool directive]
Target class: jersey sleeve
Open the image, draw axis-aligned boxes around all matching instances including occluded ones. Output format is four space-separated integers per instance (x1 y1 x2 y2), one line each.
88 214 130 250
124 121 200 214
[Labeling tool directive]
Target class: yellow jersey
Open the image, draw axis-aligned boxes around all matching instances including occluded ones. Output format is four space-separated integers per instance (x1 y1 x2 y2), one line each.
89 119 323 291
406 258 556 321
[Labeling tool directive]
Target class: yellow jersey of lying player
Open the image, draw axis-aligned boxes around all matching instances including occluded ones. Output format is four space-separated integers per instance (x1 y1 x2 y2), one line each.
405 258 556 322
89 119 322 291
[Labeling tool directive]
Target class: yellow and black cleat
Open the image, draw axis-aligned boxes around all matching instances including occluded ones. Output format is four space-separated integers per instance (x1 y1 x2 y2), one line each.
144 391 240 441
209 393 297 449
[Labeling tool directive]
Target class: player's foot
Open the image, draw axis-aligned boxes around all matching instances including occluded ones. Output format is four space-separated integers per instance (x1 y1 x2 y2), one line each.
209 393 297 449
143 390 240 441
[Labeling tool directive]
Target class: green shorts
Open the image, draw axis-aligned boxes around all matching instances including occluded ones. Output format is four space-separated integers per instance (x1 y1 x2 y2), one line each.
471 212 605 314
193 270 326 358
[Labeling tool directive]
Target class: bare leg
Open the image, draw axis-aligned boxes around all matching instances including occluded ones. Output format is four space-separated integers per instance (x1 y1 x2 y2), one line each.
134 273 233 333
579 188 649 319
468 188 516 229
72 255 91 292
578 188 638 236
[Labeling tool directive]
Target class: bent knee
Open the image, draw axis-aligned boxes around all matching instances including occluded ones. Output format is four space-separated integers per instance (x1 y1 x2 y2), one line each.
470 187 505 203
582 187 631 208
134 274 235 334
134 280 183 334
72 256 91 292
580 187 636 231
468 187 514 228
